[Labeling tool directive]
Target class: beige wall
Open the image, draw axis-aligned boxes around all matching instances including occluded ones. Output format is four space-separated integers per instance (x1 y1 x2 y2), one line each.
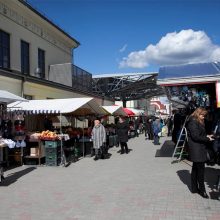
23 82 84 99
0 0 76 79
0 75 85 100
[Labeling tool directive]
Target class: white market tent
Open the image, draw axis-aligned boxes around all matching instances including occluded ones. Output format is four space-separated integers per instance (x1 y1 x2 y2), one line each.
0 90 27 104
8 97 106 115
102 105 127 116
8 97 106 162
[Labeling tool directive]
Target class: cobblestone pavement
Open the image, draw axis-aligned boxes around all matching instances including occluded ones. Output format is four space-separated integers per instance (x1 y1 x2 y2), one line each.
1 134 220 220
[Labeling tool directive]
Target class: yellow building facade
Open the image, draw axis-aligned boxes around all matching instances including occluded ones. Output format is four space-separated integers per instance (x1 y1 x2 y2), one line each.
0 0 109 105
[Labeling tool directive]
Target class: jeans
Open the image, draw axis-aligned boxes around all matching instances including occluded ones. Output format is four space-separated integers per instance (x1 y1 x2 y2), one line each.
153 134 160 145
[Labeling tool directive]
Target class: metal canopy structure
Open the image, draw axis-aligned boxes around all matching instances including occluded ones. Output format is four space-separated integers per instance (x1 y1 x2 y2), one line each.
92 72 164 102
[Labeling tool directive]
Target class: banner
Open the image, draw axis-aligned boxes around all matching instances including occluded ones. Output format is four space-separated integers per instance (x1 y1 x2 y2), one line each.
216 81 220 108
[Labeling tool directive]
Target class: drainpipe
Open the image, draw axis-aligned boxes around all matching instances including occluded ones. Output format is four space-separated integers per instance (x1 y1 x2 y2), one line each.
21 76 25 97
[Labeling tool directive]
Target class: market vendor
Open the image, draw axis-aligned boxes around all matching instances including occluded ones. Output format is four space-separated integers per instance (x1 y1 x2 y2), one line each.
43 116 53 131
14 114 25 136
1 114 13 139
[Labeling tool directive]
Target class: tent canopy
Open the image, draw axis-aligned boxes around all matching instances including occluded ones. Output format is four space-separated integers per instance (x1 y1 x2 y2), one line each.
126 107 145 116
8 97 106 115
0 90 27 104
102 105 127 116
123 108 135 116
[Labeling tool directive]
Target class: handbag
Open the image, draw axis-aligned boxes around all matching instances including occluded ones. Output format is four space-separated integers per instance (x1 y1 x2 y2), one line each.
206 148 216 165
212 138 220 153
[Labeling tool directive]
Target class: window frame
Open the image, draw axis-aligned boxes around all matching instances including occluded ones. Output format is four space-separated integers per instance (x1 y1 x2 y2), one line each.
0 30 10 69
38 48 45 78
21 40 30 75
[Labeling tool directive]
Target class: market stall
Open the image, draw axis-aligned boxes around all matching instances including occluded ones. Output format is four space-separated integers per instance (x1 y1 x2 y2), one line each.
157 62 220 112
102 105 127 117
0 90 27 181
8 97 106 166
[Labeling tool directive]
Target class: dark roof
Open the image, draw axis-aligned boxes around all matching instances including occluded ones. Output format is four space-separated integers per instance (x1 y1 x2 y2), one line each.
19 0 80 47
92 73 164 101
158 62 220 80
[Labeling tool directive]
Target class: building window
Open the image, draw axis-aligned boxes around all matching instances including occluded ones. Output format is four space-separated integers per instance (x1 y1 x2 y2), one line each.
38 48 45 78
21 40 30 74
0 30 10 69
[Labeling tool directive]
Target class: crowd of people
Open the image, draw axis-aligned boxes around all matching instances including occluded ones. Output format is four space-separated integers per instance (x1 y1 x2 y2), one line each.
64 107 220 200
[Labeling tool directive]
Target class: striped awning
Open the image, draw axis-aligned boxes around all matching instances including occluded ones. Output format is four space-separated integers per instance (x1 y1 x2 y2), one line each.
8 97 106 115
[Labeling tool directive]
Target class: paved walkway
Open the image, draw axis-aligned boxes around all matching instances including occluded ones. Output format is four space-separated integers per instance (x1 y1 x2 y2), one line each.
1 134 220 220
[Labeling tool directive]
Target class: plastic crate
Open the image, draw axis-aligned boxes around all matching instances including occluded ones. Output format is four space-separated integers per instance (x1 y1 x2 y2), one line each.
45 161 57 166
45 141 61 148
45 148 57 155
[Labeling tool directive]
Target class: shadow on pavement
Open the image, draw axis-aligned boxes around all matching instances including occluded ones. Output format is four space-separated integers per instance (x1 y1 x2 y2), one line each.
177 167 220 200
155 140 175 157
117 149 133 154
176 169 191 192
205 167 220 200
0 167 36 187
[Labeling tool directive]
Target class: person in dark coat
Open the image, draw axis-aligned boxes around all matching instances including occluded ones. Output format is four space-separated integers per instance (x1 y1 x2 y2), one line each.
145 118 153 140
172 109 183 144
186 107 214 198
116 116 129 154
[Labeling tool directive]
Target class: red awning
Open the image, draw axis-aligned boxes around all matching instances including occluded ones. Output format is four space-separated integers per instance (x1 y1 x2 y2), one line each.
123 108 135 116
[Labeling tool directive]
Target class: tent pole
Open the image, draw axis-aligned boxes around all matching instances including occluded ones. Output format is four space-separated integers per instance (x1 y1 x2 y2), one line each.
83 118 85 157
60 113 64 166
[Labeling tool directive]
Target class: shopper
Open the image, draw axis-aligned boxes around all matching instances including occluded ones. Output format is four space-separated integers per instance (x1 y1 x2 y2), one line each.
116 116 129 154
172 109 183 144
186 107 214 198
91 118 106 161
145 118 153 140
152 118 161 145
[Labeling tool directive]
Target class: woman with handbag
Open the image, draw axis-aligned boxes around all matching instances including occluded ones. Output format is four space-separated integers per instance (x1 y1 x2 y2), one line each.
186 107 214 198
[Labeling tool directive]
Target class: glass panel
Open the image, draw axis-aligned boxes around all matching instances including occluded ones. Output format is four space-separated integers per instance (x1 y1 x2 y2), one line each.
21 40 29 74
0 30 10 68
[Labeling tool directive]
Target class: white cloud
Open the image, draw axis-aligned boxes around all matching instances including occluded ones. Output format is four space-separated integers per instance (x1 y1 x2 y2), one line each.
119 29 220 69
119 44 127 53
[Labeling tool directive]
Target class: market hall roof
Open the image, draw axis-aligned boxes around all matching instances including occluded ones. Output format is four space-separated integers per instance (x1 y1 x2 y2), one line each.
157 61 220 85
92 72 164 101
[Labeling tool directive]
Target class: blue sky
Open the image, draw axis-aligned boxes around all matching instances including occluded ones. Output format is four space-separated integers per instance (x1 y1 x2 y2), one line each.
27 0 220 75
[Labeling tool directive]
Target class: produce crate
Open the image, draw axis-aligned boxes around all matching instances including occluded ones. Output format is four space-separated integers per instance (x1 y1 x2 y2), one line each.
45 141 61 148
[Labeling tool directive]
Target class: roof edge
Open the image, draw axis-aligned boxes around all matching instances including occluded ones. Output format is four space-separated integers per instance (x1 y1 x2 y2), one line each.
19 0 80 47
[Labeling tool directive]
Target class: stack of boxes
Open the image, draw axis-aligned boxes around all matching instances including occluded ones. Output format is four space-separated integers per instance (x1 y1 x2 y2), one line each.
45 141 61 166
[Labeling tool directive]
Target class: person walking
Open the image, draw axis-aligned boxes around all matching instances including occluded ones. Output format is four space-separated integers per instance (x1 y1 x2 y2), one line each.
116 116 129 154
145 118 153 140
91 118 106 161
186 107 214 198
152 118 161 145
166 116 173 136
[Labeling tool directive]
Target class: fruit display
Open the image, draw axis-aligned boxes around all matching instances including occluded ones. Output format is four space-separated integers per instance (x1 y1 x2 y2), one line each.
39 130 59 140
